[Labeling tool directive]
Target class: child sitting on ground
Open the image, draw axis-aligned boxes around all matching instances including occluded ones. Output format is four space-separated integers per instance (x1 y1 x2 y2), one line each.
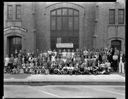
12 67 18 74
61 64 68 74
68 63 74 75
98 62 106 74
104 59 111 74
41 66 46 74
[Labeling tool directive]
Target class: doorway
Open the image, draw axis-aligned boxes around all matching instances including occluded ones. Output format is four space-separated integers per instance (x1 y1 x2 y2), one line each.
111 40 121 51
50 8 79 50
8 36 22 56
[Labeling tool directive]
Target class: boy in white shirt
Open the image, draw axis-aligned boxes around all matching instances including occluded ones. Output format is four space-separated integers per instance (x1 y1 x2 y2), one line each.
4 55 9 73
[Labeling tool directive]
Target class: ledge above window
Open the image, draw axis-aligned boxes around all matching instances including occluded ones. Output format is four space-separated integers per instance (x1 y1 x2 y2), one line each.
6 19 22 22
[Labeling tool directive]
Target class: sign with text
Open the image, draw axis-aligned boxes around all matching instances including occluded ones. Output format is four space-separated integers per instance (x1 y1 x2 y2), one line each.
56 43 73 48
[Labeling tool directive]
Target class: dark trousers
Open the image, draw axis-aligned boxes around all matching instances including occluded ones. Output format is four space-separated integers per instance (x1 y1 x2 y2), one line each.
8 63 13 72
112 60 118 72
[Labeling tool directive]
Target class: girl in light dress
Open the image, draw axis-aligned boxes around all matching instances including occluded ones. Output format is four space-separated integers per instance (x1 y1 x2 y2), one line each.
25 61 30 74
29 61 34 74
68 63 74 75
51 55 56 62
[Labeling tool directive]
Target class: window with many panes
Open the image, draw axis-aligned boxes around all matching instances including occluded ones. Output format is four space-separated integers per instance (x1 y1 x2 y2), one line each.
7 5 13 19
50 8 79 31
109 9 115 24
118 9 124 24
16 5 21 19
50 8 79 50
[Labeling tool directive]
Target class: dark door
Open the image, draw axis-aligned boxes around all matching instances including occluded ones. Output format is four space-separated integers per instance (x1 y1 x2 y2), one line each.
111 40 121 51
8 36 22 56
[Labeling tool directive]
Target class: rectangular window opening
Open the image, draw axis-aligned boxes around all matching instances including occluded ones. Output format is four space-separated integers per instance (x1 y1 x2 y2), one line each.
109 9 115 24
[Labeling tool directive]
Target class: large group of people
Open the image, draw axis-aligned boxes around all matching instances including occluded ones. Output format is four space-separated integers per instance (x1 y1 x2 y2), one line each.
4 47 125 75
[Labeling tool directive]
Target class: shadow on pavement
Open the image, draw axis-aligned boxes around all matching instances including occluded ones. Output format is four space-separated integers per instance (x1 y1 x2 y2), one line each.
4 73 31 79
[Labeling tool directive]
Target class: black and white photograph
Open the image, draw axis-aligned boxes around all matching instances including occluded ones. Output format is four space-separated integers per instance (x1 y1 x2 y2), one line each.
3 0 125 99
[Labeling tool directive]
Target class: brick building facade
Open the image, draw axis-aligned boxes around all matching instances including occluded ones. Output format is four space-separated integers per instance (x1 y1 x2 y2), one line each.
4 1 125 57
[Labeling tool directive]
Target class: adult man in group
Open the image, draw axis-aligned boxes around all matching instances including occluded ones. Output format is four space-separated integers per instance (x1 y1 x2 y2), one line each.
47 49 52 60
118 51 125 73
112 51 119 72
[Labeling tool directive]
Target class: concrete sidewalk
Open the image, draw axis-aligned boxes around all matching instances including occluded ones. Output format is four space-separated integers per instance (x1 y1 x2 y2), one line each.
4 74 125 85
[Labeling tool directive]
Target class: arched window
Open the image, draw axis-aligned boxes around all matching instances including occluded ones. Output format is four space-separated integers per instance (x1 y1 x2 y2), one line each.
51 8 79 31
50 8 79 50
8 36 22 56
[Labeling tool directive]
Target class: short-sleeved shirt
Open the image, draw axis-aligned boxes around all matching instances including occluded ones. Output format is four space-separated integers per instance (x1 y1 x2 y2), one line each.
4 57 10 66
9 57 14 63
113 55 118 60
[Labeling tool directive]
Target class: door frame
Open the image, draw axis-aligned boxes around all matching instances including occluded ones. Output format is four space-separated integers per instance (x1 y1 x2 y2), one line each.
7 36 22 56
111 40 121 51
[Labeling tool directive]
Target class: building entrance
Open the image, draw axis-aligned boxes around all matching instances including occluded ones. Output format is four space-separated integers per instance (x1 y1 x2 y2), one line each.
50 8 79 50
8 36 22 56
111 40 121 51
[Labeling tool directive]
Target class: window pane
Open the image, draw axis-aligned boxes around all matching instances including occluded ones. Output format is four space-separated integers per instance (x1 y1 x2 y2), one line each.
62 16 68 30
15 37 18 44
13 37 16 45
17 37 20 44
68 9 73 15
51 10 56 15
57 9 61 15
109 9 115 24
62 9 67 15
57 37 61 43
74 17 79 30
51 8 79 31
119 9 124 15
74 10 79 16
69 17 73 30
19 37 21 43
57 17 61 30
50 8 79 50
7 5 13 19
51 17 56 30
16 5 21 19
118 9 124 24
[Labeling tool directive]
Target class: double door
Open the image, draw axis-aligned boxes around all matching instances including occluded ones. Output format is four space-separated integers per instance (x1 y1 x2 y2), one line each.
111 40 121 51
8 36 22 56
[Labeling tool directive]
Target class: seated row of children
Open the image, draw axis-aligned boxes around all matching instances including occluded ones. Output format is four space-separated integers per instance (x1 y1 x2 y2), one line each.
9 56 111 75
